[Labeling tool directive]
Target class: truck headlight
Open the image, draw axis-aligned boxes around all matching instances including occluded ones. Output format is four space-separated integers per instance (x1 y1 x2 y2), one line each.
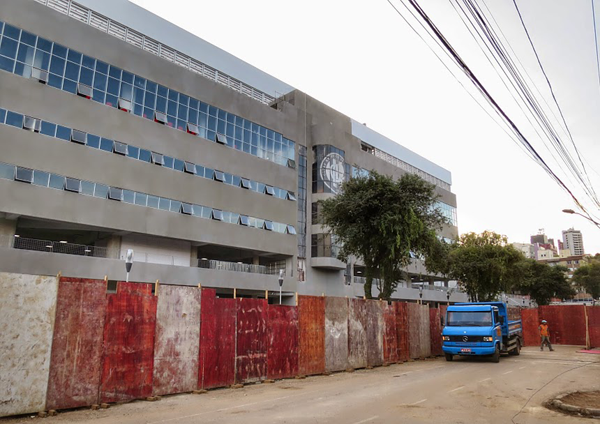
483 336 493 342
442 336 450 341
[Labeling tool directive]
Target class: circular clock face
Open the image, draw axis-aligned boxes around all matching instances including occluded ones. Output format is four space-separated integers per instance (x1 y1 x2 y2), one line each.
320 152 345 194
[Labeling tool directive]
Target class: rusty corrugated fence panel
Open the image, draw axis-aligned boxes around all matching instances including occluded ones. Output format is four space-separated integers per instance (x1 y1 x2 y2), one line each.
46 278 106 410
395 302 409 362
439 304 448 326
348 298 368 369
520 308 540 346
407 303 421 359
588 306 600 348
236 298 268 383
429 308 443 356
0 273 58 417
198 289 236 389
298 296 325 376
325 297 348 372
267 305 299 380
419 304 431 358
153 285 201 396
366 300 384 367
382 302 398 364
557 305 586 345
100 282 157 403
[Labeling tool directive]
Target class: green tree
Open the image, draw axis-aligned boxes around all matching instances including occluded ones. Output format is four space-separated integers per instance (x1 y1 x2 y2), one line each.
319 171 446 300
572 258 600 299
445 231 523 302
513 259 576 305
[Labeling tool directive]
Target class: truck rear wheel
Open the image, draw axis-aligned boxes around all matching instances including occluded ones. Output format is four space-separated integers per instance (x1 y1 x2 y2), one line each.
445 353 453 362
492 345 500 363
509 340 521 356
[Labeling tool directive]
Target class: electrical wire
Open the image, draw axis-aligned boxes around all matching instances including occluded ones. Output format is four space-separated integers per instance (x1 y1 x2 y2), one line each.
592 0 600 92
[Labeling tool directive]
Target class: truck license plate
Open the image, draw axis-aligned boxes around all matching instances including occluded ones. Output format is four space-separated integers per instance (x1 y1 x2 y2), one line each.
460 348 471 353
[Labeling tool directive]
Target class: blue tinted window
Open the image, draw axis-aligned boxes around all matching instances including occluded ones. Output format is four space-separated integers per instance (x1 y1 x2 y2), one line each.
189 98 199 110
40 121 56 137
109 65 121 79
81 180 94 196
195 165 204 177
62 79 77 94
139 149 151 162
33 50 50 70
168 89 178 102
0 162 14 180
56 125 71 140
144 92 155 109
94 184 108 198
36 37 52 53
147 195 159 209
67 49 82 64
120 83 132 100
106 94 118 108
17 43 35 64
64 61 79 81
0 56 14 72
121 70 133 84
205 168 214 179
163 156 174 169
107 77 119 96
127 145 139 159
173 159 184 172
100 138 113 152
0 108 5 124
133 87 144 104
3 24 20 40
86 134 100 149
79 66 93 85
32 170 49 187
157 85 168 97
5 111 22 128
0 37 18 59
93 72 107 91
122 189 135 203
14 62 31 78
159 198 170 210
134 75 146 89
156 96 167 113
49 56 65 75
145 80 157 94
133 103 143 116
95 60 108 74
49 173 64 189
81 55 95 69
52 43 67 58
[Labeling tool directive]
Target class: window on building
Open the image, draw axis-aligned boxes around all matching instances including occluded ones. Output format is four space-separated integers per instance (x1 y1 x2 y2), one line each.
113 141 128 155
15 167 33 183
187 122 199 135
184 161 196 174
287 158 296 169
154 111 168 124
212 209 223 221
263 220 274 231
181 202 193 215
239 215 250 226
64 177 81 193
265 185 274 196
22 116 41 132
70 129 87 144
76 83 93 98
287 191 297 201
215 133 227 145
31 67 48 84
108 187 122 201
151 152 164 165
240 178 250 189
286 225 297 235
118 98 132 112
213 170 225 182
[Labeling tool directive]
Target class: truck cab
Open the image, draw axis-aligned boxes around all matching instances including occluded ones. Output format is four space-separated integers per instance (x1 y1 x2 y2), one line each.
442 302 522 363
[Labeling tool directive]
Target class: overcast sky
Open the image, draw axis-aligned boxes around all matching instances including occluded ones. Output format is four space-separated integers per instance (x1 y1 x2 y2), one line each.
131 0 600 254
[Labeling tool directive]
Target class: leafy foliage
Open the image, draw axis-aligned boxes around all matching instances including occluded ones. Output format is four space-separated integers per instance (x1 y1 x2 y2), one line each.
513 259 576 305
319 171 446 300
572 256 600 299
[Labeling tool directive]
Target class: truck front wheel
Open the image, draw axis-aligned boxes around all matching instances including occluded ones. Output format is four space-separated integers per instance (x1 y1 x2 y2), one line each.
445 353 453 362
492 345 500 363
509 340 521 356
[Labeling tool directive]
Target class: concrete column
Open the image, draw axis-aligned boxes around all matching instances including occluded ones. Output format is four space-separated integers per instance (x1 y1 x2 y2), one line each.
189 246 198 267
252 255 260 265
0 217 17 248
105 235 121 259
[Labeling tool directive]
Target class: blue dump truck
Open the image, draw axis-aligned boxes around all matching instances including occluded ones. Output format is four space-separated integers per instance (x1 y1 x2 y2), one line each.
442 302 523 363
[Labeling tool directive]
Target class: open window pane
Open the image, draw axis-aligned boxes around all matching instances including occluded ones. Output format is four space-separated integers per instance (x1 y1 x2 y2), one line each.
265 185 274 196
240 178 250 189
113 141 128 155
215 133 227 145
187 122 199 135
118 98 132 112
181 203 193 215
286 225 297 235
71 129 87 144
211 209 223 221
64 177 81 193
151 152 164 165
108 187 122 200
287 191 297 201
154 111 168 124
287 159 296 169
22 116 41 132
77 83 93 98
263 220 274 231
239 215 250 226
184 162 196 174
213 170 225 182
31 67 48 84
15 167 33 183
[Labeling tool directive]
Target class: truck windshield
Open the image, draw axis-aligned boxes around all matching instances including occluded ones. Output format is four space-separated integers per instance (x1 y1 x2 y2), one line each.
447 311 493 327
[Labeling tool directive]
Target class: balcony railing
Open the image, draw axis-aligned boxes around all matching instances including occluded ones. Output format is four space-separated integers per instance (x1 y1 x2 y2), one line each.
2 235 112 258
198 259 286 276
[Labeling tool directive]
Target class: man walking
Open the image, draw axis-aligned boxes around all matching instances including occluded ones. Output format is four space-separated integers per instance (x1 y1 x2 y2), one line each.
539 319 554 351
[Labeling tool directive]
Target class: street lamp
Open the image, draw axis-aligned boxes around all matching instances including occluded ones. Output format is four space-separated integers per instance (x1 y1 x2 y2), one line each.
446 288 454 305
419 285 423 305
562 209 600 229
125 249 134 282
278 269 284 305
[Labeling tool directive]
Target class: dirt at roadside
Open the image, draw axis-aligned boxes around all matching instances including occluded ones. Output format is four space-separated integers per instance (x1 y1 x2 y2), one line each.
560 391 600 409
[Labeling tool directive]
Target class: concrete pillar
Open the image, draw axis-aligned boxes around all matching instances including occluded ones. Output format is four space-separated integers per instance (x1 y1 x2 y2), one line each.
105 235 121 259
253 255 260 265
189 246 198 267
0 217 17 248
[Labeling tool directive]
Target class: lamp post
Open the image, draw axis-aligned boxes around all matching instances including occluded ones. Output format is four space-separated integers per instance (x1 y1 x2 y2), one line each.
419 285 423 305
278 269 284 305
125 249 134 282
562 209 600 229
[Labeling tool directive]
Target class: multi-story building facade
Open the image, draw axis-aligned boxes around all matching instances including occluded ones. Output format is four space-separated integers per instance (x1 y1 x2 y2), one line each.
562 228 584 256
512 242 534 259
0 0 461 302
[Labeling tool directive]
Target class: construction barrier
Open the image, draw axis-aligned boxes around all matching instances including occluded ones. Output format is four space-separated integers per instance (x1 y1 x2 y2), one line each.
236 298 268 383
429 308 443 356
198 289 236 389
520 308 540 347
408 303 431 359
324 297 349 372
0 273 58 417
366 300 384 367
382 302 399 364
99 282 157 403
153 285 201 396
298 296 326 376
348 298 368 369
589 306 600 348
267 305 299 380
47 278 106 410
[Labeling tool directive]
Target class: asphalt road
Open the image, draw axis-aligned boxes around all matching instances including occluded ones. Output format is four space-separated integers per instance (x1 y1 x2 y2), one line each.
5 346 599 424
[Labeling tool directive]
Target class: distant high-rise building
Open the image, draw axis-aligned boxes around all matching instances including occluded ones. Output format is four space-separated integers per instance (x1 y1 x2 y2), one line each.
530 232 548 245
512 242 534 259
562 228 584 256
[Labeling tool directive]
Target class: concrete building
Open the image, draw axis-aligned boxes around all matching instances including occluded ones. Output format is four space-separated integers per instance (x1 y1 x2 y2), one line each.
512 242 534 259
0 0 461 303
562 228 584 256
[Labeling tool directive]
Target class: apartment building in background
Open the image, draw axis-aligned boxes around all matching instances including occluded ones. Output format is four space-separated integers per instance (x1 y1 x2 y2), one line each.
0 0 461 302
562 228 584 256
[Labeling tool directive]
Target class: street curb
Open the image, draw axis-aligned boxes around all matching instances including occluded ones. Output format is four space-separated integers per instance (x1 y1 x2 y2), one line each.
550 393 600 417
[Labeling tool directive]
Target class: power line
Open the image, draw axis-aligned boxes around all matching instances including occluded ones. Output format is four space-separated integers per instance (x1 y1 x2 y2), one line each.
592 0 600 92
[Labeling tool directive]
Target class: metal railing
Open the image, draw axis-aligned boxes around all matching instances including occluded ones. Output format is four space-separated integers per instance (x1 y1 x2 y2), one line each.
2 235 112 258
35 0 276 105
119 251 178 266
198 259 286 276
